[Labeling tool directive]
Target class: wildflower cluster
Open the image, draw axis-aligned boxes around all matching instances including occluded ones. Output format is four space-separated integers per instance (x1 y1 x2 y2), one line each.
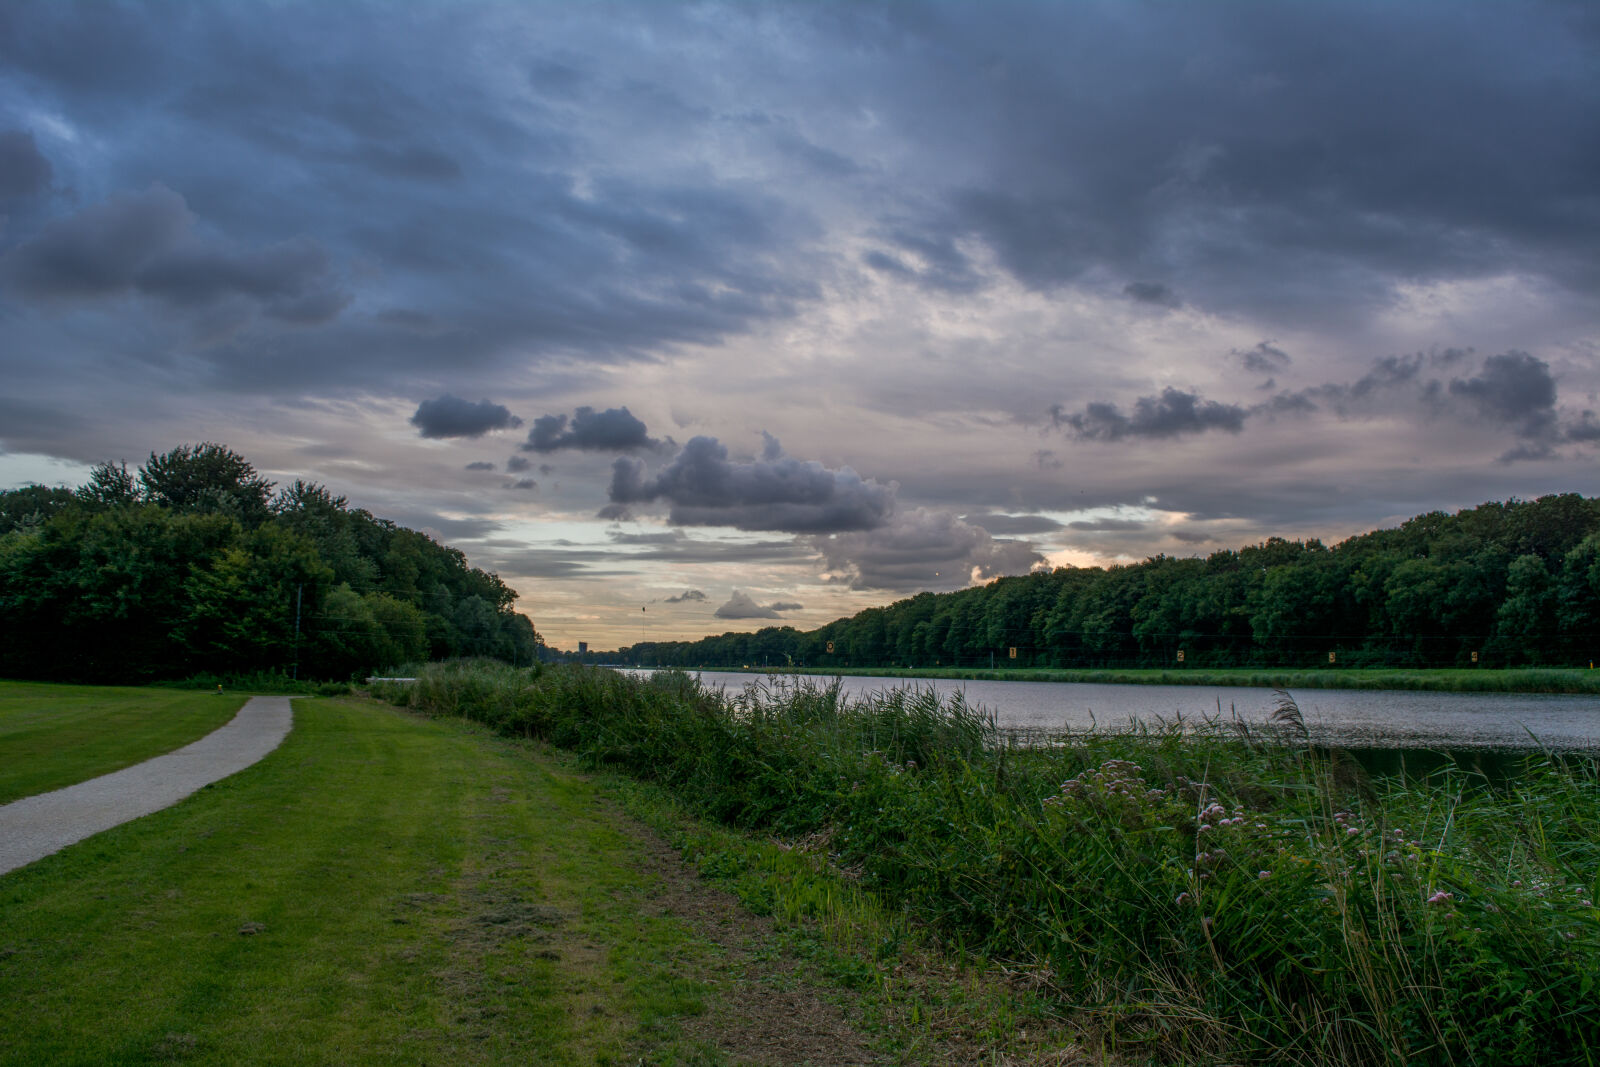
1043 759 1180 833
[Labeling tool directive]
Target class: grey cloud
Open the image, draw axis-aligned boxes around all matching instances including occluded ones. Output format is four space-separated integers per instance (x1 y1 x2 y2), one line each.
962 511 1063 535
807 508 1043 592
464 461 495 471
863 228 980 293
351 142 462 182
662 589 707 603
1447 351 1557 438
770 601 803 612
1567 412 1600 443
1054 388 1247 442
509 478 538 491
1068 518 1146 532
505 455 532 472
1263 353 1429 417
410 395 522 438
524 405 659 452
608 435 895 534
0 129 52 200
631 538 812 565
2 185 346 324
1170 530 1212 544
1124 282 1180 308
377 308 442 332
611 530 682 545
1235 341 1292 376
1497 443 1555 464
714 590 799 619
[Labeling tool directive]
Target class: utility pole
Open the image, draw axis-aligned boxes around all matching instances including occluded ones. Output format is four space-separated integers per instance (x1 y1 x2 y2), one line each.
292 584 303 680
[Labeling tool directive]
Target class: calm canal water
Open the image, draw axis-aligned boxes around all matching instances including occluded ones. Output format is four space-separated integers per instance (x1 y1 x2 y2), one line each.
620 668 1600 751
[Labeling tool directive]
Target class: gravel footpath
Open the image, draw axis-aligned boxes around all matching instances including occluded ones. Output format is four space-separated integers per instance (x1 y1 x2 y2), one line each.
0 695 294 876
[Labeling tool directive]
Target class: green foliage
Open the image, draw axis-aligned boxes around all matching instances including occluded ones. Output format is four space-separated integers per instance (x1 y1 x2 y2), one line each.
385 662 1600 1065
139 442 277 525
0 482 75 533
0 443 540 682
608 494 1600 672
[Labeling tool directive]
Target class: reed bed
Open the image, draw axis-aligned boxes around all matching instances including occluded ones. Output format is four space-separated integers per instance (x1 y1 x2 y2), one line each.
373 661 1600 1065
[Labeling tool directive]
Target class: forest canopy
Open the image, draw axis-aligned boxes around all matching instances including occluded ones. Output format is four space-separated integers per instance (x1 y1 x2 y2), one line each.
597 494 1600 672
0 443 540 682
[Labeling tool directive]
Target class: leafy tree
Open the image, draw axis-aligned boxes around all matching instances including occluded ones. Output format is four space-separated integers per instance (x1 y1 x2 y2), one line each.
75 461 139 510
139 443 275 525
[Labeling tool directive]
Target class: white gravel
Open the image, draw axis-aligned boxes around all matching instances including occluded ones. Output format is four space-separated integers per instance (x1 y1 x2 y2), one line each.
0 695 294 876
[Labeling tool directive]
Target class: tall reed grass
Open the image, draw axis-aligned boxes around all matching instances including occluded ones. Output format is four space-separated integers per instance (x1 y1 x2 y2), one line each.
373 661 1600 1065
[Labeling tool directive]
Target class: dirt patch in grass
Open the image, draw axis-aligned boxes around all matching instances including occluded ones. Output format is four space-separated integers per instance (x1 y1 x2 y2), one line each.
604 793 1097 1067
625 827 888 1066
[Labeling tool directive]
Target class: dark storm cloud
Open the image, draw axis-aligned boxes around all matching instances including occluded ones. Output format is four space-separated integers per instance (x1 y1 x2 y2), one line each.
1447 351 1558 438
409 395 522 439
523 406 659 453
0 130 52 200
662 589 707 604
1053 389 1246 442
714 590 798 619
1123 282 1180 309
608 435 895 533
880 2 1600 320
0 5 820 397
807 508 1043 593
1 185 347 323
0 397 89 453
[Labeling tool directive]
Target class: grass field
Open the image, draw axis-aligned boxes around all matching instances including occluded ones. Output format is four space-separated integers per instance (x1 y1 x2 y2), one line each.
744 664 1600 694
0 682 246 805
0 691 1076 1066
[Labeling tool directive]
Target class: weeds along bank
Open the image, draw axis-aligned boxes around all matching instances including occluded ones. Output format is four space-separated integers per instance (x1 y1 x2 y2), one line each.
374 661 1600 1065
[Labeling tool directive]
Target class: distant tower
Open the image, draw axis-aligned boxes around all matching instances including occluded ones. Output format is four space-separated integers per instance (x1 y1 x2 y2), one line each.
578 641 588 655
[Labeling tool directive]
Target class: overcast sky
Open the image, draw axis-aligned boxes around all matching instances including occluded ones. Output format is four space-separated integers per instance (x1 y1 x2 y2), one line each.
3 1 1598 648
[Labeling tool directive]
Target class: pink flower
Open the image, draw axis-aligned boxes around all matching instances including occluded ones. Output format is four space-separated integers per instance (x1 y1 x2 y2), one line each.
1175 892 1191 906
1426 890 1453 905
1258 870 1271 879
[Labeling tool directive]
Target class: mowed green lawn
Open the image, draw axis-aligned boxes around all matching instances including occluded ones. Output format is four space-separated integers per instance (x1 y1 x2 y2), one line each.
0 683 247 805
0 696 726 1066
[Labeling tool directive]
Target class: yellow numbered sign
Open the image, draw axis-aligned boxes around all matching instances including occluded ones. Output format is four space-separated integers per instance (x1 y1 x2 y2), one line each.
1008 647 1017 659
1328 651 1337 664
1176 650 1185 663
826 641 835 653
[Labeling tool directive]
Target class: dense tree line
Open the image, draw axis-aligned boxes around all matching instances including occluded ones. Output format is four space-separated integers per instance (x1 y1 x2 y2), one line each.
603 494 1600 671
0 443 541 682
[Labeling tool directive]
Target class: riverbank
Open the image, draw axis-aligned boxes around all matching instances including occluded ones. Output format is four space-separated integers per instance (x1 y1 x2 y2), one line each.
375 661 1600 1066
732 664 1600 694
